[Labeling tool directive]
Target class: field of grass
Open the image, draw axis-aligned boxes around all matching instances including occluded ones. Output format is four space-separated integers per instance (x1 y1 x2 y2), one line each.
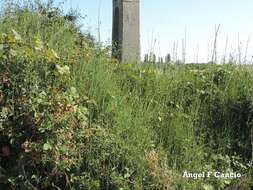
0 1 252 190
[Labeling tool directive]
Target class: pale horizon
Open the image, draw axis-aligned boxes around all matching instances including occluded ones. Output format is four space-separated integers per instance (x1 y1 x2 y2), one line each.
3 0 253 63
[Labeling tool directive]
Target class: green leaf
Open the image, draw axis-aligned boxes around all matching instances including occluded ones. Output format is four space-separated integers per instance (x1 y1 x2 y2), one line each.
224 180 231 185
124 173 131 179
12 29 22 41
43 143 52 151
35 37 43 50
203 184 214 190
10 49 17 57
46 48 60 61
0 44 4 51
56 64 70 75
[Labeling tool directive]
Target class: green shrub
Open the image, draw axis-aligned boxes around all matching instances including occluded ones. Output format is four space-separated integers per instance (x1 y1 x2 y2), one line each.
0 1 252 189
0 27 91 189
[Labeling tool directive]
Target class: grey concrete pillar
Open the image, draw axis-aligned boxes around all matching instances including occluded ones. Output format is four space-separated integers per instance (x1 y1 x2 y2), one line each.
112 0 140 63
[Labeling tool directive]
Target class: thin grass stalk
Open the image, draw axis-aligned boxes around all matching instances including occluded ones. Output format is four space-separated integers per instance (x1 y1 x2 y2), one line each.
243 35 251 64
211 24 220 64
223 36 228 64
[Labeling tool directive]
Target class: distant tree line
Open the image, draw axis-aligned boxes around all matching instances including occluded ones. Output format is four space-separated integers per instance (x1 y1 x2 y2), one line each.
144 53 172 64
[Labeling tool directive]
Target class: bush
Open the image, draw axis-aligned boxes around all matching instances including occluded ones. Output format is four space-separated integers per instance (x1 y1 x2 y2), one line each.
0 27 92 189
0 1 252 190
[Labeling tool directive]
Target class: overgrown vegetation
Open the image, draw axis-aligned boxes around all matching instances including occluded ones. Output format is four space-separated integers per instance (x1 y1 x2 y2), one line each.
0 1 252 189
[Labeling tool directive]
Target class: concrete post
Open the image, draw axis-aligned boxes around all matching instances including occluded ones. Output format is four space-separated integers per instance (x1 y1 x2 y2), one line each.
112 0 140 63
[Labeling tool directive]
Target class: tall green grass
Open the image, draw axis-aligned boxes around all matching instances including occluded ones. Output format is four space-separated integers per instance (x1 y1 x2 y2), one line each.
0 0 252 189
73 54 253 189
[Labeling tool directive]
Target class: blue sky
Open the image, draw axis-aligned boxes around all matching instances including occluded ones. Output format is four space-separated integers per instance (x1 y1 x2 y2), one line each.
3 0 253 62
